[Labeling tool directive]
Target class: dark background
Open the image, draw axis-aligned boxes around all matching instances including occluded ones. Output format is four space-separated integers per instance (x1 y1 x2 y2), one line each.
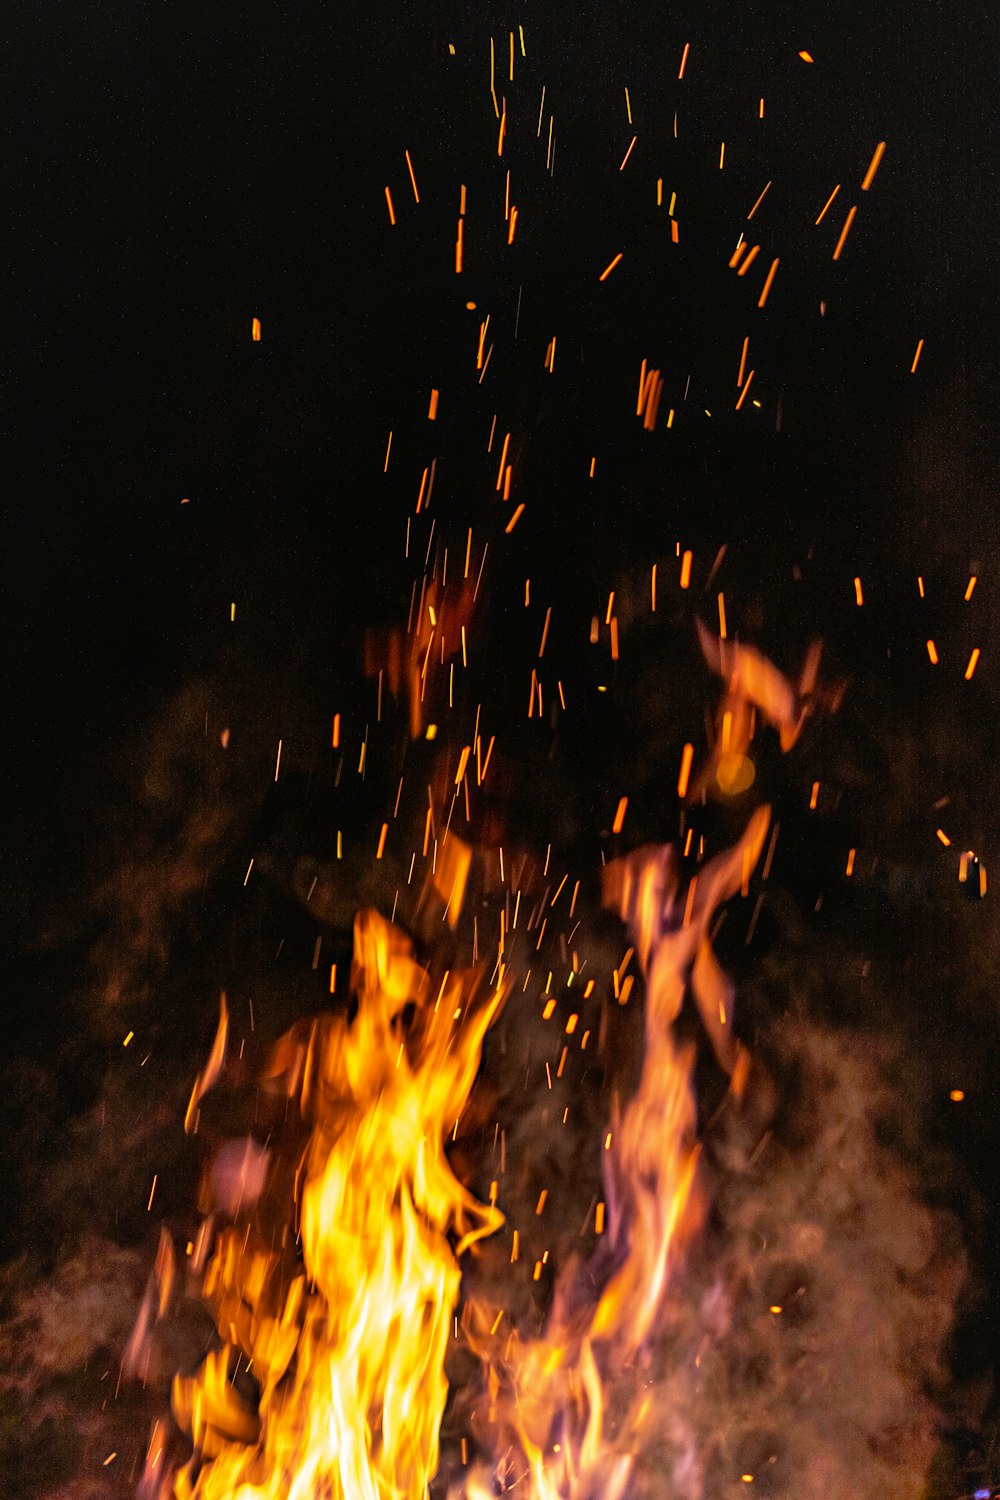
3 1 1000 1494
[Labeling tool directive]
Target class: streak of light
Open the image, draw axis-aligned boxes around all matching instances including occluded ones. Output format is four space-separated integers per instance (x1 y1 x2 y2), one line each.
832 205 858 260
860 141 886 191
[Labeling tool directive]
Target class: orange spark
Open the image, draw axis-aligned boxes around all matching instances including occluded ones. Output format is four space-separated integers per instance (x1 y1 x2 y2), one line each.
832 204 858 260
815 184 840 225
747 180 772 219
735 368 755 409
860 141 886 191
405 149 420 202
757 257 780 308
677 742 694 798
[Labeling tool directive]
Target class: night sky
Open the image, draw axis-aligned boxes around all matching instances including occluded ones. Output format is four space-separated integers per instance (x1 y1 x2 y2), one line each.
4 1 1000 1495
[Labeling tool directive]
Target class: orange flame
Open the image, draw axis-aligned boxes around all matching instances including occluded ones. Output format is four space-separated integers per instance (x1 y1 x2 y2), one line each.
456 810 770 1498
167 910 506 1498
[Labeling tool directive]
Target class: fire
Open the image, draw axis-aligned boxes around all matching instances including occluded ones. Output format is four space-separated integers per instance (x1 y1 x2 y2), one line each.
454 807 770 1499
130 622 802 1499
156 910 506 1498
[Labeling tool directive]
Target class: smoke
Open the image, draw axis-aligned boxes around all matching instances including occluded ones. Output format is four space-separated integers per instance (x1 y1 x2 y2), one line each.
642 1017 965 1499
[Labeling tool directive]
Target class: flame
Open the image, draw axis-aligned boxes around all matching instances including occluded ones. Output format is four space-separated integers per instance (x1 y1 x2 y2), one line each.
139 630 794 1500
167 909 506 1498
455 809 770 1499
141 814 771 1500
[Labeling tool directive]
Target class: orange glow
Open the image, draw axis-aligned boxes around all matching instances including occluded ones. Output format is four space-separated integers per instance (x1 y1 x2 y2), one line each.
854 576 864 606
832 204 858 260
405 149 420 202
926 639 939 664
680 549 693 588
815 184 841 225
736 244 761 277
598 252 624 281
612 795 628 834
757 257 780 308
860 140 887 191
677 742 694 798
965 648 981 680
171 912 506 1499
184 992 228 1134
251 316 262 342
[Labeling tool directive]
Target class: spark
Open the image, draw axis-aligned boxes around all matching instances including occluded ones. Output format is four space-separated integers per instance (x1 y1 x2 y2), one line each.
405 150 420 202
815 184 841 225
832 204 858 260
860 141 887 190
747 180 772 219
757 258 780 308
598 252 624 281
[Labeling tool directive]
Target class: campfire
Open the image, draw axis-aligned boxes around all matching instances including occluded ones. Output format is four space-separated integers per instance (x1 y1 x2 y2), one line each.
95 23 978 1500
131 673 775 1499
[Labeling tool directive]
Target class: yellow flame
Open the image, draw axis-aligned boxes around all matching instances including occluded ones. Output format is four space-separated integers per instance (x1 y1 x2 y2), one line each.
171 910 505 1498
